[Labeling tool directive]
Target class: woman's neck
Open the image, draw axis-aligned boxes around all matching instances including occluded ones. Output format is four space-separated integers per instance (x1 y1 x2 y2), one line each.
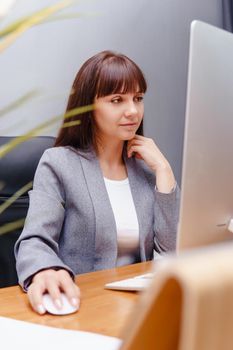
96 140 127 180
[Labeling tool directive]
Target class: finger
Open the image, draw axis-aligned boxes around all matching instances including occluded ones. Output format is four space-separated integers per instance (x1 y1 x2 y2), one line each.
133 134 146 140
46 280 64 310
28 282 46 315
128 145 142 158
62 283 80 308
128 135 144 143
127 139 144 156
127 139 144 149
134 135 156 147
58 270 80 308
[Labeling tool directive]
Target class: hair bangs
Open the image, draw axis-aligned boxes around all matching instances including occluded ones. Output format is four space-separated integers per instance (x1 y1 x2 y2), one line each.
96 57 147 98
55 51 146 149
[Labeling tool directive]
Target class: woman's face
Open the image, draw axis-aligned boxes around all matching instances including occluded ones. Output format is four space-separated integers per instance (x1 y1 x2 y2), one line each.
93 91 144 143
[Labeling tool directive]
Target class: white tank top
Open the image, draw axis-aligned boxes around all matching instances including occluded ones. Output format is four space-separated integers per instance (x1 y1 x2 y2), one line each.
103 177 140 266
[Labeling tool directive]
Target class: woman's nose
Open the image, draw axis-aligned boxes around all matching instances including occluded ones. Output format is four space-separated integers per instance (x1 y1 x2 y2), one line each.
124 102 138 117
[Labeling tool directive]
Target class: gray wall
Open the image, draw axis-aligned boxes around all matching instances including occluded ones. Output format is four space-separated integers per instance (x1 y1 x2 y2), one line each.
0 0 223 183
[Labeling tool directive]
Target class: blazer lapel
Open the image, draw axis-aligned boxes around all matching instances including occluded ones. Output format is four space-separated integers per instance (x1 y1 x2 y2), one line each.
78 149 118 270
124 154 155 260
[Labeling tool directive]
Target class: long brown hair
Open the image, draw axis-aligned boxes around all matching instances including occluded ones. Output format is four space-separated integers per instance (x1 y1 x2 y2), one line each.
54 50 147 149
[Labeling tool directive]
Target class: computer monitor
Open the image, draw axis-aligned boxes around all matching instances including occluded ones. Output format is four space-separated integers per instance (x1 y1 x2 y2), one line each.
105 20 233 293
119 21 233 350
177 20 233 250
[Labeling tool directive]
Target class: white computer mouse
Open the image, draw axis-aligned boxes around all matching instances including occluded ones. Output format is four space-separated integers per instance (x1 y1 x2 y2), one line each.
42 293 79 315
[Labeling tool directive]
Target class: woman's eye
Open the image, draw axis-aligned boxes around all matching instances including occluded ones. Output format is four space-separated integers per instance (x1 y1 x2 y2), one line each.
135 96 144 102
111 98 121 104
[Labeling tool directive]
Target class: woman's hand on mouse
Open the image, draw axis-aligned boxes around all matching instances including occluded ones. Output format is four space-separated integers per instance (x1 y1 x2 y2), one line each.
127 135 176 193
27 268 80 315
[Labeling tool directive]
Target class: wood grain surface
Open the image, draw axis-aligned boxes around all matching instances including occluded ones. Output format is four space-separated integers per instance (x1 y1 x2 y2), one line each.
0 261 152 338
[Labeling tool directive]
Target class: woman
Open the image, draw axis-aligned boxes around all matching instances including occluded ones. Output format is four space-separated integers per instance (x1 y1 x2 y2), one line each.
15 51 180 315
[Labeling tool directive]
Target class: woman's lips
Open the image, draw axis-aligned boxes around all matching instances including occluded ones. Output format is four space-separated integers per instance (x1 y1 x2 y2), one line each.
119 123 137 126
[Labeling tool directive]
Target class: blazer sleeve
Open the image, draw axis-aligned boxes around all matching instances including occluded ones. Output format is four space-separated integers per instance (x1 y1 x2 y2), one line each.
14 149 75 290
153 185 180 253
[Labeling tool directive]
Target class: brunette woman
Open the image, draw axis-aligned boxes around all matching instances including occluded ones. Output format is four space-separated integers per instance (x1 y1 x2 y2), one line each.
15 51 180 314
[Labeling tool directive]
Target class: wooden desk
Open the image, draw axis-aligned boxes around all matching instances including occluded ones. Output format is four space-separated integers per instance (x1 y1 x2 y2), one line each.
0 261 152 338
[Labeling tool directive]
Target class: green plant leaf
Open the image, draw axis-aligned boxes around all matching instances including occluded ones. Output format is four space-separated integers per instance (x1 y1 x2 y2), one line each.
0 0 77 52
0 104 94 158
0 181 32 216
0 90 40 118
62 120 81 128
42 11 100 23
0 11 91 38
0 218 25 236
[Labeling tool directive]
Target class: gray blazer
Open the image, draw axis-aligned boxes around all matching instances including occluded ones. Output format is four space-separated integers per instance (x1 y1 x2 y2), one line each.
15 146 180 289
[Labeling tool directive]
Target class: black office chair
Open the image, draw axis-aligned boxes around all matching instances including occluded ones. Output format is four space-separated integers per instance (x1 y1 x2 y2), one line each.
0 136 55 288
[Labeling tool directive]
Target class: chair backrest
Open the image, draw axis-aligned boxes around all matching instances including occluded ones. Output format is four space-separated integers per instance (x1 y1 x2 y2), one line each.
0 136 55 288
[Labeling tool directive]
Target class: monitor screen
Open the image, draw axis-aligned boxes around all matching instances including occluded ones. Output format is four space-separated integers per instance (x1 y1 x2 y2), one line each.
177 20 233 250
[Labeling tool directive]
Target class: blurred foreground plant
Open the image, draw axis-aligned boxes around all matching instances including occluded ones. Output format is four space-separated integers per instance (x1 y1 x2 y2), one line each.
0 0 96 234
0 0 82 52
